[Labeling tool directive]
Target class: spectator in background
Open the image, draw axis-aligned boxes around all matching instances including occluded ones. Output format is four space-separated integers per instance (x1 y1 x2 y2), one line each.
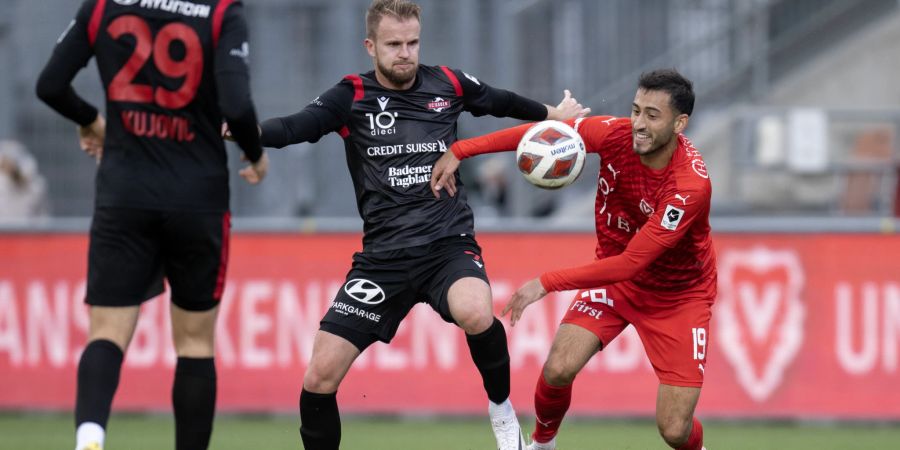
0 140 49 223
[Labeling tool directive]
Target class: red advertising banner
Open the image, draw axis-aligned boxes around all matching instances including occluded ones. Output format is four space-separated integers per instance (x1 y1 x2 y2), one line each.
1 232 899 419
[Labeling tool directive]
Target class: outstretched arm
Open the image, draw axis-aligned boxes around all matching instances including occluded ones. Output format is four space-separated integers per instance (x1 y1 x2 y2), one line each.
429 122 533 198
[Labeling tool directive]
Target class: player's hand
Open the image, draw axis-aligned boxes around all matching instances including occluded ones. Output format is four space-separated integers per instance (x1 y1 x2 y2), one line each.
221 122 234 141
502 277 548 326
239 151 268 184
430 149 460 198
548 89 591 121
78 115 106 163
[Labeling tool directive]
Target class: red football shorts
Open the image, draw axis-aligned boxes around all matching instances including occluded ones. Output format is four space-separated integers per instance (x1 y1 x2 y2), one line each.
561 281 713 387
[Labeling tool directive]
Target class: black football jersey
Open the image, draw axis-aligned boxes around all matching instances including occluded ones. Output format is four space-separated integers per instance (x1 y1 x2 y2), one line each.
41 0 258 212
261 65 548 251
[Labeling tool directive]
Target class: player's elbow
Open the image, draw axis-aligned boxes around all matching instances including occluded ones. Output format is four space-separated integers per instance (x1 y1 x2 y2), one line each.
35 73 66 105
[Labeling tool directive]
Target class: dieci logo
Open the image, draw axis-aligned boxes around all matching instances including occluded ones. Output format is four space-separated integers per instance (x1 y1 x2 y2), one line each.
717 247 806 402
366 96 398 136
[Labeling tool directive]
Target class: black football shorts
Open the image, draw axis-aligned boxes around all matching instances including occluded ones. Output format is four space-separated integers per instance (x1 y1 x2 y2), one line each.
320 234 490 351
86 207 230 311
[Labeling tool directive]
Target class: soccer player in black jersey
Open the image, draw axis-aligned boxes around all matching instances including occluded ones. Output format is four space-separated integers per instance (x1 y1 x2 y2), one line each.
233 1 587 448
35 1 266 450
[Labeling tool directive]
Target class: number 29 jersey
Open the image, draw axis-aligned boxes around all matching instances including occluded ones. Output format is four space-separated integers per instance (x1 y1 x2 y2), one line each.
57 0 251 212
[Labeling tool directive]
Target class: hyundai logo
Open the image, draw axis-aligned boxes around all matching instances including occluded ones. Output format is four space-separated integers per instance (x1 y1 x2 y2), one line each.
343 279 386 305
113 0 140 5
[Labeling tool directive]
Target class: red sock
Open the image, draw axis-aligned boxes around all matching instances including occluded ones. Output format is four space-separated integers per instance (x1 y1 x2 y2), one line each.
677 417 703 450
532 373 572 444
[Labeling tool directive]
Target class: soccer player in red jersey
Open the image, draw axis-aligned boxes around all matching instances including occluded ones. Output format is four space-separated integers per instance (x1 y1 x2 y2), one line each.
431 69 713 450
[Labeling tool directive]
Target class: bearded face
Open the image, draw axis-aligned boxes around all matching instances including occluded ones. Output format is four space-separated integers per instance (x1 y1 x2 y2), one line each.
366 16 420 90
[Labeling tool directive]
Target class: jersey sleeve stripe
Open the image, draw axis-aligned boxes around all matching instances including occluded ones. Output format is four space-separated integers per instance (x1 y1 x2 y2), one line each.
87 0 107 47
211 0 235 48
343 74 365 102
440 66 463 97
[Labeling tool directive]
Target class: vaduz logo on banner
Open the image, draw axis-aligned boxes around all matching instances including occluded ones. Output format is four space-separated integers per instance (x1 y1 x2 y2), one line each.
343 279 386 305
717 247 806 402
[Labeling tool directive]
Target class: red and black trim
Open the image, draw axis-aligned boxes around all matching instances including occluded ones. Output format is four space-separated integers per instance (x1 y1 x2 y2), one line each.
87 0 107 47
212 0 235 48
213 211 231 300
344 74 365 102
337 74 365 140
440 66 463 97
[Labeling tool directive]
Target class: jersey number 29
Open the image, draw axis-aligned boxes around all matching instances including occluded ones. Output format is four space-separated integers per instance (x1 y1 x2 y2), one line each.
107 15 203 109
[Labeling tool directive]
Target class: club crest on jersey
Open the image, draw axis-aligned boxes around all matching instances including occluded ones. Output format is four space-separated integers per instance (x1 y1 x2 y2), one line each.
692 159 709 178
428 97 450 112
639 199 655 216
661 205 684 230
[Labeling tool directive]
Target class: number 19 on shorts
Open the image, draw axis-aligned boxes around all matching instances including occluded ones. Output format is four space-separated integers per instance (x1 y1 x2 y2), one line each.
691 327 707 360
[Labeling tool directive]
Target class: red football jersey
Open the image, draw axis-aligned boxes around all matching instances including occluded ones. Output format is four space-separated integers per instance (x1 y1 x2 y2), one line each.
452 116 717 298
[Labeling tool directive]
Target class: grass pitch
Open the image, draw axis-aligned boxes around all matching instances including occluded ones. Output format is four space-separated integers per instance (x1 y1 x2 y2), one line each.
3 413 899 449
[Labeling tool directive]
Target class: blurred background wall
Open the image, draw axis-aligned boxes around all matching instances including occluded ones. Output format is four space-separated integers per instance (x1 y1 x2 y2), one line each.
4 0 898 229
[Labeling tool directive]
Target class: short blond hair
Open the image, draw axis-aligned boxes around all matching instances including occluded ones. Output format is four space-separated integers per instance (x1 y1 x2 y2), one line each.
366 0 421 39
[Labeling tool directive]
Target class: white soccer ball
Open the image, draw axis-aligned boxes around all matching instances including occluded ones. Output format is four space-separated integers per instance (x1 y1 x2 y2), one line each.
515 120 586 189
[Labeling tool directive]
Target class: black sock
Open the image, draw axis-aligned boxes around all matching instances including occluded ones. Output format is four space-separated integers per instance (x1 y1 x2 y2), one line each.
172 357 217 450
75 339 124 428
466 318 511 404
299 389 340 450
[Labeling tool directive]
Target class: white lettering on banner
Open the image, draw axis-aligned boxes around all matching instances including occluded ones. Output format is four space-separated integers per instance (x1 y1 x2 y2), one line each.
26 281 71 368
0 281 23 366
241 281 275 368
717 247 805 402
353 304 461 371
836 282 900 374
276 282 328 368
0 277 654 376
409 303 458 369
215 284 237 366
502 282 553 369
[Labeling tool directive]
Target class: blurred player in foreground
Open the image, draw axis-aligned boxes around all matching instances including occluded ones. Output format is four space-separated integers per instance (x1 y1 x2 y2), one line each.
36 1 267 449
226 0 588 448
432 69 714 450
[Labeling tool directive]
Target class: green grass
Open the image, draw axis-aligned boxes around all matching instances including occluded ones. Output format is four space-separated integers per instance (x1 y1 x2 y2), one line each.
3 413 900 449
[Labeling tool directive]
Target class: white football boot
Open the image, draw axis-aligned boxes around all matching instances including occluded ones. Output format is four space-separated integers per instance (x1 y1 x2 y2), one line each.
489 399 527 450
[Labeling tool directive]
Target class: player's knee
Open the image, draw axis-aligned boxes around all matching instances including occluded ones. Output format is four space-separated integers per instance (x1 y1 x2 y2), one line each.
303 363 342 394
657 417 691 447
541 360 578 386
454 302 494 334
172 325 215 357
